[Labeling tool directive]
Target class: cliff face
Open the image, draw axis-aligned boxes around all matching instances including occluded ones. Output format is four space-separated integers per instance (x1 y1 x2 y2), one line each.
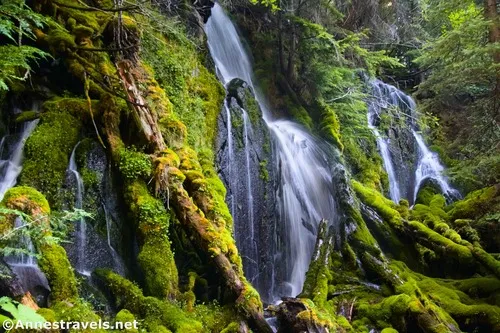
0 0 499 332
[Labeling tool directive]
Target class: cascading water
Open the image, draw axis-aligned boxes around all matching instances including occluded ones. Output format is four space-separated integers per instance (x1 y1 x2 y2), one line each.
102 187 126 276
0 118 49 300
206 3 339 301
412 131 461 203
270 121 338 297
367 96 401 203
0 120 39 201
367 79 459 204
67 142 90 276
4 215 50 302
223 101 236 215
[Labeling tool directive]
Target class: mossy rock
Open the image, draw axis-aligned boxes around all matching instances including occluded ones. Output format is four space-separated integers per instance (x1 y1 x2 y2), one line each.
448 185 499 221
19 98 85 209
118 147 153 181
415 178 442 206
1 186 50 215
115 309 139 333
95 270 203 333
38 243 78 302
0 186 50 235
125 180 178 297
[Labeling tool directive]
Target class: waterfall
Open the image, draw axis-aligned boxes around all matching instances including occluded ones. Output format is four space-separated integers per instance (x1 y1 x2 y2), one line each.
241 110 255 246
367 79 459 203
67 142 90 276
367 96 401 202
5 217 37 267
206 3 339 300
102 201 126 275
223 100 236 215
270 120 338 297
412 131 461 203
0 120 39 201
0 119 49 297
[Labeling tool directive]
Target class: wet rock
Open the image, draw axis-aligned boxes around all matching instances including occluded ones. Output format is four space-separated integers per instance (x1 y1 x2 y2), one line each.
216 78 277 302
274 298 329 333
64 140 128 279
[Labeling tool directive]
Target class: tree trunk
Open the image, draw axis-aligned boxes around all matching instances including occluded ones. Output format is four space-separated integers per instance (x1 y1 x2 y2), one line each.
166 173 272 333
102 63 273 332
484 0 500 47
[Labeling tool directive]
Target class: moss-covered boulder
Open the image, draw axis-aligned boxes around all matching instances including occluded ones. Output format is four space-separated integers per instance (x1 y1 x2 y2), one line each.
20 98 86 208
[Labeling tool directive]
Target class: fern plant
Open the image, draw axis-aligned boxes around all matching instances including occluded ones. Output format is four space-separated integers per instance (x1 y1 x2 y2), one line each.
0 0 50 90
0 207 93 259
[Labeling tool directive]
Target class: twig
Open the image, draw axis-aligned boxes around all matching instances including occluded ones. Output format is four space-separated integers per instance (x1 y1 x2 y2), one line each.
84 72 107 149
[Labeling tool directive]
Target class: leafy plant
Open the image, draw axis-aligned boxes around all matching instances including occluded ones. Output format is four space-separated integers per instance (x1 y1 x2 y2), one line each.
0 0 50 89
0 207 93 259
0 296 45 325
118 147 153 181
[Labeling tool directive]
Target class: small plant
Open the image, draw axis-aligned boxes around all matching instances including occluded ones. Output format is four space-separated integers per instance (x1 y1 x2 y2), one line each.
0 296 45 325
118 147 153 180
0 207 93 259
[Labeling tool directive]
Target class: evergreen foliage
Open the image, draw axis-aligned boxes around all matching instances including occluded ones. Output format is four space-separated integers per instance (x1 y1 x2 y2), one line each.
0 0 49 89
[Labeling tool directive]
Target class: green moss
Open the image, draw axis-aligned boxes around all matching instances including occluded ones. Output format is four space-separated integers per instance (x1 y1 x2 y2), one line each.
319 101 343 150
50 300 105 332
38 243 78 302
407 221 474 265
344 137 387 191
1 186 50 215
259 160 269 181
159 113 187 149
96 270 203 333
415 182 442 206
352 180 402 226
125 181 178 298
448 186 499 221
80 168 99 189
137 235 178 299
37 308 57 322
381 328 399 333
241 88 261 126
15 111 39 123
115 309 139 333
20 98 85 208
140 17 224 150
119 146 153 181
192 303 240 332
418 278 500 331
284 95 314 129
